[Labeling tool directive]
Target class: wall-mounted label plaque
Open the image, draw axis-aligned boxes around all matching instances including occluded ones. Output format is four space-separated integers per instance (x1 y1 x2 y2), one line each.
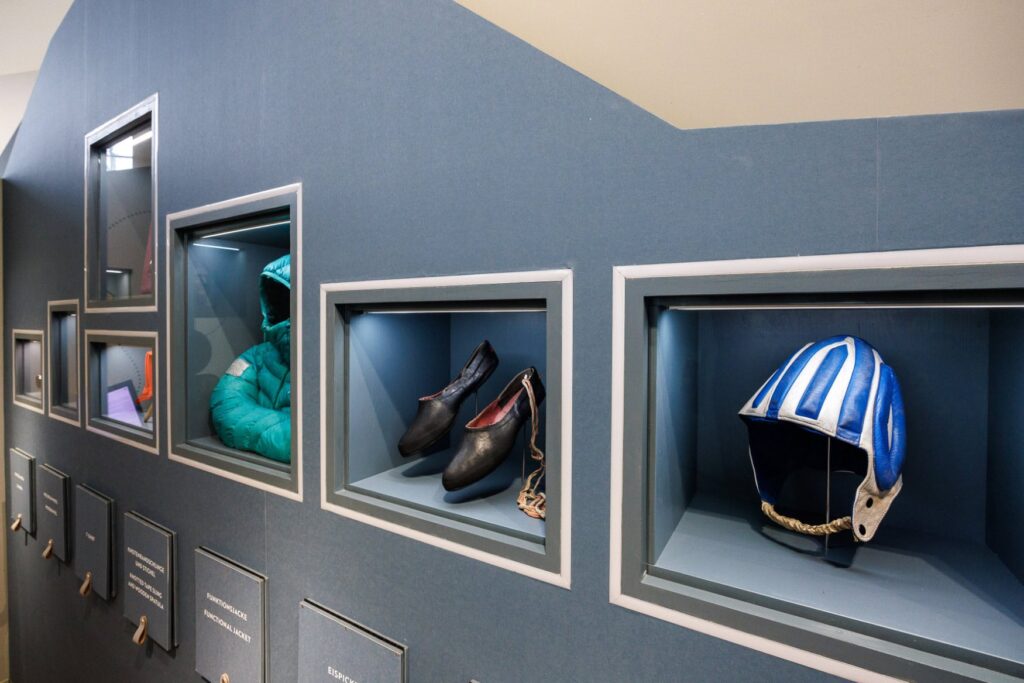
8 449 35 535
123 512 175 650
75 485 114 599
298 600 406 683
37 465 69 562
195 548 267 683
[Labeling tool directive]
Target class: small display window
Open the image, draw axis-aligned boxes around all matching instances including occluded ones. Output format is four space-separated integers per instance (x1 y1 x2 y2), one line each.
85 331 158 453
168 185 300 498
323 271 571 585
611 248 1024 681
84 95 157 311
47 300 80 425
12 329 44 413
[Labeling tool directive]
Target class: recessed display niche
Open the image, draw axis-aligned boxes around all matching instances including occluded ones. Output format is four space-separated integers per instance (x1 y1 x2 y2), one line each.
611 247 1024 682
85 331 158 453
323 271 571 585
168 184 300 498
84 95 157 312
47 300 80 425
12 329 44 413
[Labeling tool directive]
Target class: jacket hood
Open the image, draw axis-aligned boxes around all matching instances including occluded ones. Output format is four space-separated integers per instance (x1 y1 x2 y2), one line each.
259 254 291 351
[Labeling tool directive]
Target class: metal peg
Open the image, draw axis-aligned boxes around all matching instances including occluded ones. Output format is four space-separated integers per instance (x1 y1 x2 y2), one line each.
9 514 22 532
79 571 93 597
220 674 230 683
42 539 54 560
132 615 148 646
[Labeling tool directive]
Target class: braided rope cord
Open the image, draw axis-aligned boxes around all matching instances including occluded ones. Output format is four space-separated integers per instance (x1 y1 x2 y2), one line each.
517 376 546 520
761 501 851 536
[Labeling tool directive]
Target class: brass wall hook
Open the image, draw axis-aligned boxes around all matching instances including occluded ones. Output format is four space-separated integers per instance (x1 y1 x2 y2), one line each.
132 615 148 646
220 674 230 683
9 514 22 532
79 571 93 597
41 539 54 559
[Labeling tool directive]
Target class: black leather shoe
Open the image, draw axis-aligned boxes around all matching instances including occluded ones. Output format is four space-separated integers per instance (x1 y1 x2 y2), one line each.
397 340 499 457
442 367 545 491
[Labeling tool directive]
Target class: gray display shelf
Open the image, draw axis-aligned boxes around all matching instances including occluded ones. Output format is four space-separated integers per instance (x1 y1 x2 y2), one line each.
47 300 80 426
323 271 572 586
83 94 157 313
84 330 158 454
167 184 301 499
350 447 545 542
11 329 44 414
612 247 1024 682
655 491 1024 667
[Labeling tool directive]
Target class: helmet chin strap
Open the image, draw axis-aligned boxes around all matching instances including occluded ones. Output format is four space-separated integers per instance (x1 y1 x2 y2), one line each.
761 501 852 535
761 436 854 537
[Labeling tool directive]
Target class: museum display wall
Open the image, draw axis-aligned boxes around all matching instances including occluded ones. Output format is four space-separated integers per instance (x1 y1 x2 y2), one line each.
1 0 1023 681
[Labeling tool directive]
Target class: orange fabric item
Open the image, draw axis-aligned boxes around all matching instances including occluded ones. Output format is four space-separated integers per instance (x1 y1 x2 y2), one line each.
137 350 154 404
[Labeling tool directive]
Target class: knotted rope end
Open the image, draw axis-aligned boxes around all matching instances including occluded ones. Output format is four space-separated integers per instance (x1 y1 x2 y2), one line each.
517 375 546 520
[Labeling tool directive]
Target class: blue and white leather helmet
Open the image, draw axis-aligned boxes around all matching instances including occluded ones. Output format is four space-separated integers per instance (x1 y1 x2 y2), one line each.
738 335 906 542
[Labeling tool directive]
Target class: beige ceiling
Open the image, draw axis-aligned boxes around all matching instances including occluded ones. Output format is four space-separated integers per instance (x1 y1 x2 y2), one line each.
0 0 72 153
0 0 72 76
456 0 1024 129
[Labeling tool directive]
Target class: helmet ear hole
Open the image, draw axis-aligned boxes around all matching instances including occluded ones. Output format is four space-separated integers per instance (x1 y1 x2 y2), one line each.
865 497 873 508
858 524 866 536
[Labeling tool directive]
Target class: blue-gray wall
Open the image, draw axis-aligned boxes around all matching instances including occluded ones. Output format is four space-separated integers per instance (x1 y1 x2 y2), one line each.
2 0 1023 681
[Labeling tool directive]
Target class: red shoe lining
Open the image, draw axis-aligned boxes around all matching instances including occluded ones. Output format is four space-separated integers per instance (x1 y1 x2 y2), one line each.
467 387 523 428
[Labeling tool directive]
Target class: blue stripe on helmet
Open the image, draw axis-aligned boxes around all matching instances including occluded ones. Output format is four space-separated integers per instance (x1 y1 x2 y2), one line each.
836 337 875 444
872 365 905 491
795 344 848 420
766 337 838 419
751 366 782 411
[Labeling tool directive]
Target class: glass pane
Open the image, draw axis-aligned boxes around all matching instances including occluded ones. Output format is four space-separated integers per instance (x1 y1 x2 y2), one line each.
97 342 154 432
15 339 42 401
644 301 1024 666
95 123 153 303
183 216 291 464
342 305 547 540
54 313 78 409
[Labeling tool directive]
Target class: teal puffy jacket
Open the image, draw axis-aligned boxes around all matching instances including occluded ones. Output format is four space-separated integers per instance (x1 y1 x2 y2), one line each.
210 254 292 463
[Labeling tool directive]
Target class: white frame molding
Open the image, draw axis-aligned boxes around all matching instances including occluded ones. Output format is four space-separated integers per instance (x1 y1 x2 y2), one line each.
45 299 82 426
610 244 1024 682
320 269 573 589
83 93 159 313
164 183 303 502
83 329 159 455
11 329 44 415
